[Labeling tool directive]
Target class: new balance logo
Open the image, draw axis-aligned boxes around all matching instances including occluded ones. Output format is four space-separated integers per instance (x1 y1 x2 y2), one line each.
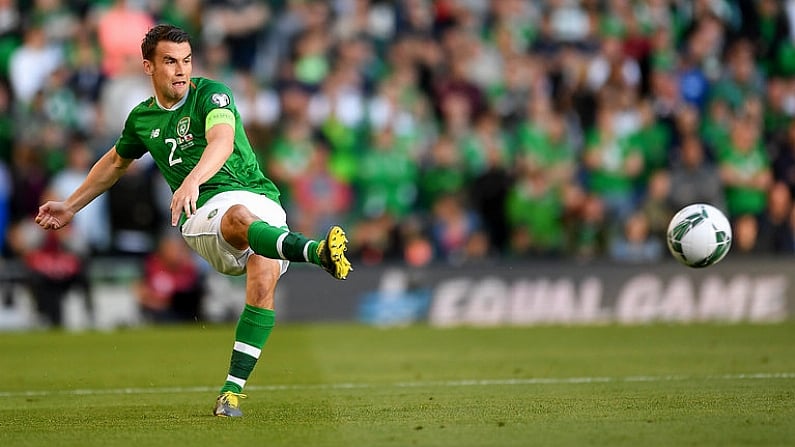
150 129 161 138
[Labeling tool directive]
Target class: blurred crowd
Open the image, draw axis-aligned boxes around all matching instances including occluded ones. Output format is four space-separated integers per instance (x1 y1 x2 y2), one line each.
2 0 795 289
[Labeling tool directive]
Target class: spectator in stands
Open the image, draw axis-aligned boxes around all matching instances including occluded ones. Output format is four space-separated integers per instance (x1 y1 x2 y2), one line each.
418 134 466 212
266 118 315 205
310 53 367 150
429 192 483 264
717 114 773 219
488 52 532 128
585 31 641 94
773 119 795 197
732 213 761 256
30 0 79 45
65 22 106 125
400 215 433 267
44 133 109 254
609 211 663 264
668 135 726 212
504 107 576 256
233 70 279 131
8 141 47 224
291 144 353 238
710 39 765 112
349 212 401 266
106 157 164 256
468 127 513 255
38 65 81 133
761 75 795 144
569 194 609 261
433 33 487 125
701 97 732 155
135 233 205 324
627 100 671 186
582 100 645 226
293 26 334 89
669 104 701 159
97 43 151 143
639 170 674 242
0 0 20 41
0 79 12 163
485 0 538 58
514 107 576 190
743 0 789 77
8 20 62 106
194 39 235 87
367 68 429 152
202 0 270 72
157 0 203 41
756 182 795 254
439 89 475 145
356 127 418 219
685 8 728 82
395 0 434 36
7 218 90 328
506 158 566 257
0 158 9 255
678 36 710 111
786 205 795 254
95 0 154 79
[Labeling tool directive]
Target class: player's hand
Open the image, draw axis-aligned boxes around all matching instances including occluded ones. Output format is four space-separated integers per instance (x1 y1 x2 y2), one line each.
35 201 74 230
170 180 200 226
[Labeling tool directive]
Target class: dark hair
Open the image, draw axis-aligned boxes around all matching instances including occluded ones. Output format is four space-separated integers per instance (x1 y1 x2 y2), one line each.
141 24 191 60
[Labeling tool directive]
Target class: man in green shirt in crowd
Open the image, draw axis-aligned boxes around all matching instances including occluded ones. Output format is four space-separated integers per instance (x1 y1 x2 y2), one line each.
717 114 772 218
35 24 352 418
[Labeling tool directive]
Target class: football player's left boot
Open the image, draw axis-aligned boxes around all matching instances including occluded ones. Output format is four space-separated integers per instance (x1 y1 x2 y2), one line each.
213 391 246 417
317 225 352 280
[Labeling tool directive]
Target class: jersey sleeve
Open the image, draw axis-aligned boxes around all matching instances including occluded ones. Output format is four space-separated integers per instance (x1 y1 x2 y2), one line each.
115 109 148 159
198 80 237 127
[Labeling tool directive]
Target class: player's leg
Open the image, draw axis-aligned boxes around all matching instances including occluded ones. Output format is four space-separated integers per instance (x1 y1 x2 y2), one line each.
213 254 280 417
182 191 351 279
223 203 352 280
181 194 350 416
211 202 348 416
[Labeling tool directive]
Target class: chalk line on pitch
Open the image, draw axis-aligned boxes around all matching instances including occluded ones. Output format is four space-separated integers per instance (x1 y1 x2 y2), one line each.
1 372 794 398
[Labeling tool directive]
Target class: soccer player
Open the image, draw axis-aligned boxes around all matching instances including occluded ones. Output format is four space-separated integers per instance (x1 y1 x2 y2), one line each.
34 24 352 417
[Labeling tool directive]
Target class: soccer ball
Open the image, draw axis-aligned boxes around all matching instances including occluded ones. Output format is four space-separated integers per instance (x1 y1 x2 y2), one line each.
666 203 732 268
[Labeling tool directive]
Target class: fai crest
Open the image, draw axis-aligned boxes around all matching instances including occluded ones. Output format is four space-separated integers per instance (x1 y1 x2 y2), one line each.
211 93 231 107
176 116 190 136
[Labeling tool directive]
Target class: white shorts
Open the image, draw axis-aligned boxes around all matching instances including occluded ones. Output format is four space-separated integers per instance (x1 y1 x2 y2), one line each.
181 190 290 276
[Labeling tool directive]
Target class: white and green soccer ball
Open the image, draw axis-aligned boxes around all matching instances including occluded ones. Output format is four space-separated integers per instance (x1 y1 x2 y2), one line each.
666 203 732 268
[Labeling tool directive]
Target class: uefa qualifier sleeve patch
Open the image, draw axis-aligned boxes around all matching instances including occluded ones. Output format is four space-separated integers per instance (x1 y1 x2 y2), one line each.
211 92 231 108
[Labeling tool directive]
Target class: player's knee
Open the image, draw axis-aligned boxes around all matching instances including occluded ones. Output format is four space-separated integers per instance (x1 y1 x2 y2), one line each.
223 205 255 228
221 205 257 249
245 256 280 308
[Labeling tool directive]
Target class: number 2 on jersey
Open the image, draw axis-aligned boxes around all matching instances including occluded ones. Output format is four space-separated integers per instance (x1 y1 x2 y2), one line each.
165 138 182 166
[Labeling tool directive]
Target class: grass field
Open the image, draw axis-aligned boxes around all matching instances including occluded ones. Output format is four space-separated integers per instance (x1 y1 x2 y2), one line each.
0 322 793 447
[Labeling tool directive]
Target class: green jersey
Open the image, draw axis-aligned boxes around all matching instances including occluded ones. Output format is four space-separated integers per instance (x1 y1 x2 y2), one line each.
717 142 770 217
115 77 281 210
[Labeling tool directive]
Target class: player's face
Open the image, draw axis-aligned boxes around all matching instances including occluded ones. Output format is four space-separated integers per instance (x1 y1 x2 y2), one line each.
144 41 192 108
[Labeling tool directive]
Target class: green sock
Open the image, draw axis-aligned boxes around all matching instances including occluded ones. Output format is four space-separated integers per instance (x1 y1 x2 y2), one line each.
248 221 320 264
220 305 276 394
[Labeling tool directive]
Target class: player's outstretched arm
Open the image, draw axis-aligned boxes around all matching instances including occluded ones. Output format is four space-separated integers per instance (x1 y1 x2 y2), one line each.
36 147 134 230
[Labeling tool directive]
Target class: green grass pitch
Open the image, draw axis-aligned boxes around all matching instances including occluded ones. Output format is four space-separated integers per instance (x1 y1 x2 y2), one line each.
0 322 793 446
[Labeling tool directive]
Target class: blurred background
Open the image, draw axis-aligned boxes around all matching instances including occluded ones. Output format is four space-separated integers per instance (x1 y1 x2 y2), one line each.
0 0 794 330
